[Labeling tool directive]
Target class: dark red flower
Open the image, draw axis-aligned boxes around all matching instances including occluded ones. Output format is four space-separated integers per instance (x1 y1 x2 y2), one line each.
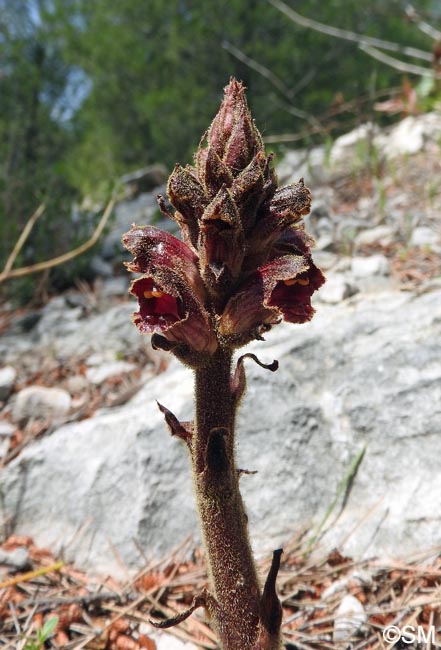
268 263 325 324
198 187 244 292
123 225 217 356
123 225 205 297
218 255 325 341
129 274 217 355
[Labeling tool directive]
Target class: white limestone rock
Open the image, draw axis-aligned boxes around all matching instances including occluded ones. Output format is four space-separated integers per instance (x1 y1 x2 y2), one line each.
351 254 389 278
0 366 17 401
85 360 137 385
12 386 72 422
384 112 441 158
333 594 367 643
2 286 441 575
317 274 358 304
354 225 395 248
410 226 441 251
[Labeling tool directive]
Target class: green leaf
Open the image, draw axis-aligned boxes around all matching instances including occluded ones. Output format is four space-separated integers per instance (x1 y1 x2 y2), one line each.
416 75 435 99
41 616 59 639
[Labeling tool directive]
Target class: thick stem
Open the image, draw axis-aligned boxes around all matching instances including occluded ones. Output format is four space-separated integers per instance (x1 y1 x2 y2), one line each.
193 348 262 649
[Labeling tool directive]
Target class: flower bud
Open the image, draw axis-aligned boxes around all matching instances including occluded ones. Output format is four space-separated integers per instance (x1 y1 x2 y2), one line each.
197 79 265 188
167 165 208 247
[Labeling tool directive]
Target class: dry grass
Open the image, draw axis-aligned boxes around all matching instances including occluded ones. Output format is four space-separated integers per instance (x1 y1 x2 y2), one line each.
1 529 441 649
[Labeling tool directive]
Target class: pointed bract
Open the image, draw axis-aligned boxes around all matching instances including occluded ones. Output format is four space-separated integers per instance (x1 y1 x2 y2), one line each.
197 147 234 199
167 165 208 247
268 178 311 219
230 152 273 232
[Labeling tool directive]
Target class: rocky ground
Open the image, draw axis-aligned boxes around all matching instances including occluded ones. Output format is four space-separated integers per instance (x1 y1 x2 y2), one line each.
0 112 441 649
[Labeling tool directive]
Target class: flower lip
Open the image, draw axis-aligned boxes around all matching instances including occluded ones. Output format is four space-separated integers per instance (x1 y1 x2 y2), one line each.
123 225 198 269
131 277 182 333
268 265 325 324
129 272 218 355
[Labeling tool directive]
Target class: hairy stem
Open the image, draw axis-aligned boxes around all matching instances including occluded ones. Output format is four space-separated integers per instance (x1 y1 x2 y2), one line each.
193 349 283 649
193 347 263 649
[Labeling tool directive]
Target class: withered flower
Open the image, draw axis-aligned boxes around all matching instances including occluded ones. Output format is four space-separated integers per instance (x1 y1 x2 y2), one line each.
122 78 324 365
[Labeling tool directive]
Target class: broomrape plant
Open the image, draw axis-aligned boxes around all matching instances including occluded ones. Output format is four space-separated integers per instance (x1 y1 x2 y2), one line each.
122 79 325 650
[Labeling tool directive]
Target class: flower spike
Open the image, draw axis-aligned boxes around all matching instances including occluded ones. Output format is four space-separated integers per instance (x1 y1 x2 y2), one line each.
122 78 324 359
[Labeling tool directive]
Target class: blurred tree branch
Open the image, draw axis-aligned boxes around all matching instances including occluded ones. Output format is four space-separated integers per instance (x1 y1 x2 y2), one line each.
222 40 296 99
0 198 116 284
224 24 411 145
262 86 403 143
405 5 441 41
222 40 324 130
1 203 46 278
267 0 433 62
359 44 440 77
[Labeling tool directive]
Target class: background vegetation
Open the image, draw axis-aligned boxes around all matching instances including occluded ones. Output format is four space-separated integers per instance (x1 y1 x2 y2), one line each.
0 0 438 300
